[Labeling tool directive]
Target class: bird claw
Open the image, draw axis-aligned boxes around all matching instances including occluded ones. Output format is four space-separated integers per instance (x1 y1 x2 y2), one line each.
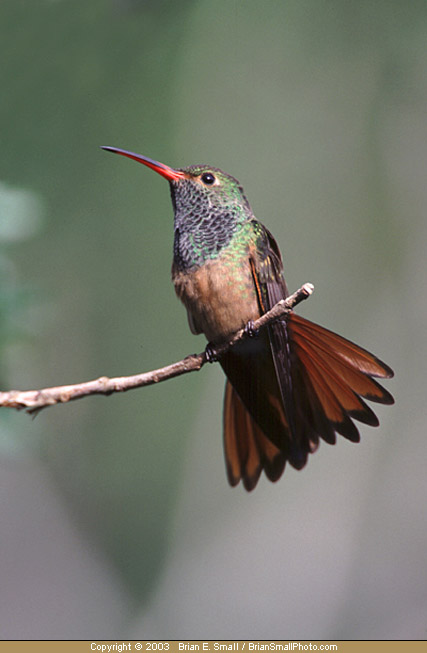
205 343 218 363
244 320 259 338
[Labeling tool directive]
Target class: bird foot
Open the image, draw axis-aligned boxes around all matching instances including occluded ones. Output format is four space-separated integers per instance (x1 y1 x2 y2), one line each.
244 320 259 338
204 343 219 363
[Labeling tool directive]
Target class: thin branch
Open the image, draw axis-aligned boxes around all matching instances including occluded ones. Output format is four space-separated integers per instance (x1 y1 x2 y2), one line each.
0 283 314 415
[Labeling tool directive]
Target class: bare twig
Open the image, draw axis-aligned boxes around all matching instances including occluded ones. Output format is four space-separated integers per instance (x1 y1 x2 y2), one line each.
0 283 313 414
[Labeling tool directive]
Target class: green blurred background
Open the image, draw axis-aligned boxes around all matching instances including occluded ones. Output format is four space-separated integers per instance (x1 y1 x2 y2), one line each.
1 0 426 640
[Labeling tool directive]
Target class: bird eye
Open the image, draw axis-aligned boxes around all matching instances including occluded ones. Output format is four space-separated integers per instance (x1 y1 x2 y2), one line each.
201 172 216 185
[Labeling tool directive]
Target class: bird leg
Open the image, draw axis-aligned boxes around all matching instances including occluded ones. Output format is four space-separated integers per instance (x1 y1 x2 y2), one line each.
204 343 219 363
244 319 259 338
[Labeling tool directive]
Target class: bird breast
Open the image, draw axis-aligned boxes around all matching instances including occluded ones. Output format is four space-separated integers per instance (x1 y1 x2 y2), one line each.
172 252 260 343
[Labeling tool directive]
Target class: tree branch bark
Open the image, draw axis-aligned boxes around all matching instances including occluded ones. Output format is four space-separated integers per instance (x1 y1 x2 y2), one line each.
0 282 313 415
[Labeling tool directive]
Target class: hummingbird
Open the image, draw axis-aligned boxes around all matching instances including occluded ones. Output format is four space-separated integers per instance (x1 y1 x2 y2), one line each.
102 146 394 491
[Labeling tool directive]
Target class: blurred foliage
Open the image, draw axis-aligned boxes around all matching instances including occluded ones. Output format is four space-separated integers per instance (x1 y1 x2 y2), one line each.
0 183 43 370
0 181 45 456
1 0 199 599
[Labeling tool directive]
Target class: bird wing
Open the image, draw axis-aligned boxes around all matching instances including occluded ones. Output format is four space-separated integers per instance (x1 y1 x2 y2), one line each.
222 221 393 490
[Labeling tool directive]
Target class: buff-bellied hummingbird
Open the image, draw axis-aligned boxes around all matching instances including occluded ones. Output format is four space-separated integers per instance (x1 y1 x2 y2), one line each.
102 146 394 491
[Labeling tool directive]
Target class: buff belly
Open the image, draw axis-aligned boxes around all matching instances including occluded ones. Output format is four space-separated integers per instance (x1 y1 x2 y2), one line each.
173 255 260 343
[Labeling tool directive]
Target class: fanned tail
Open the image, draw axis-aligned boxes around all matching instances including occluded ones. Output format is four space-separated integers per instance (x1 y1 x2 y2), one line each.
221 313 394 491
288 313 394 406
223 381 286 491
